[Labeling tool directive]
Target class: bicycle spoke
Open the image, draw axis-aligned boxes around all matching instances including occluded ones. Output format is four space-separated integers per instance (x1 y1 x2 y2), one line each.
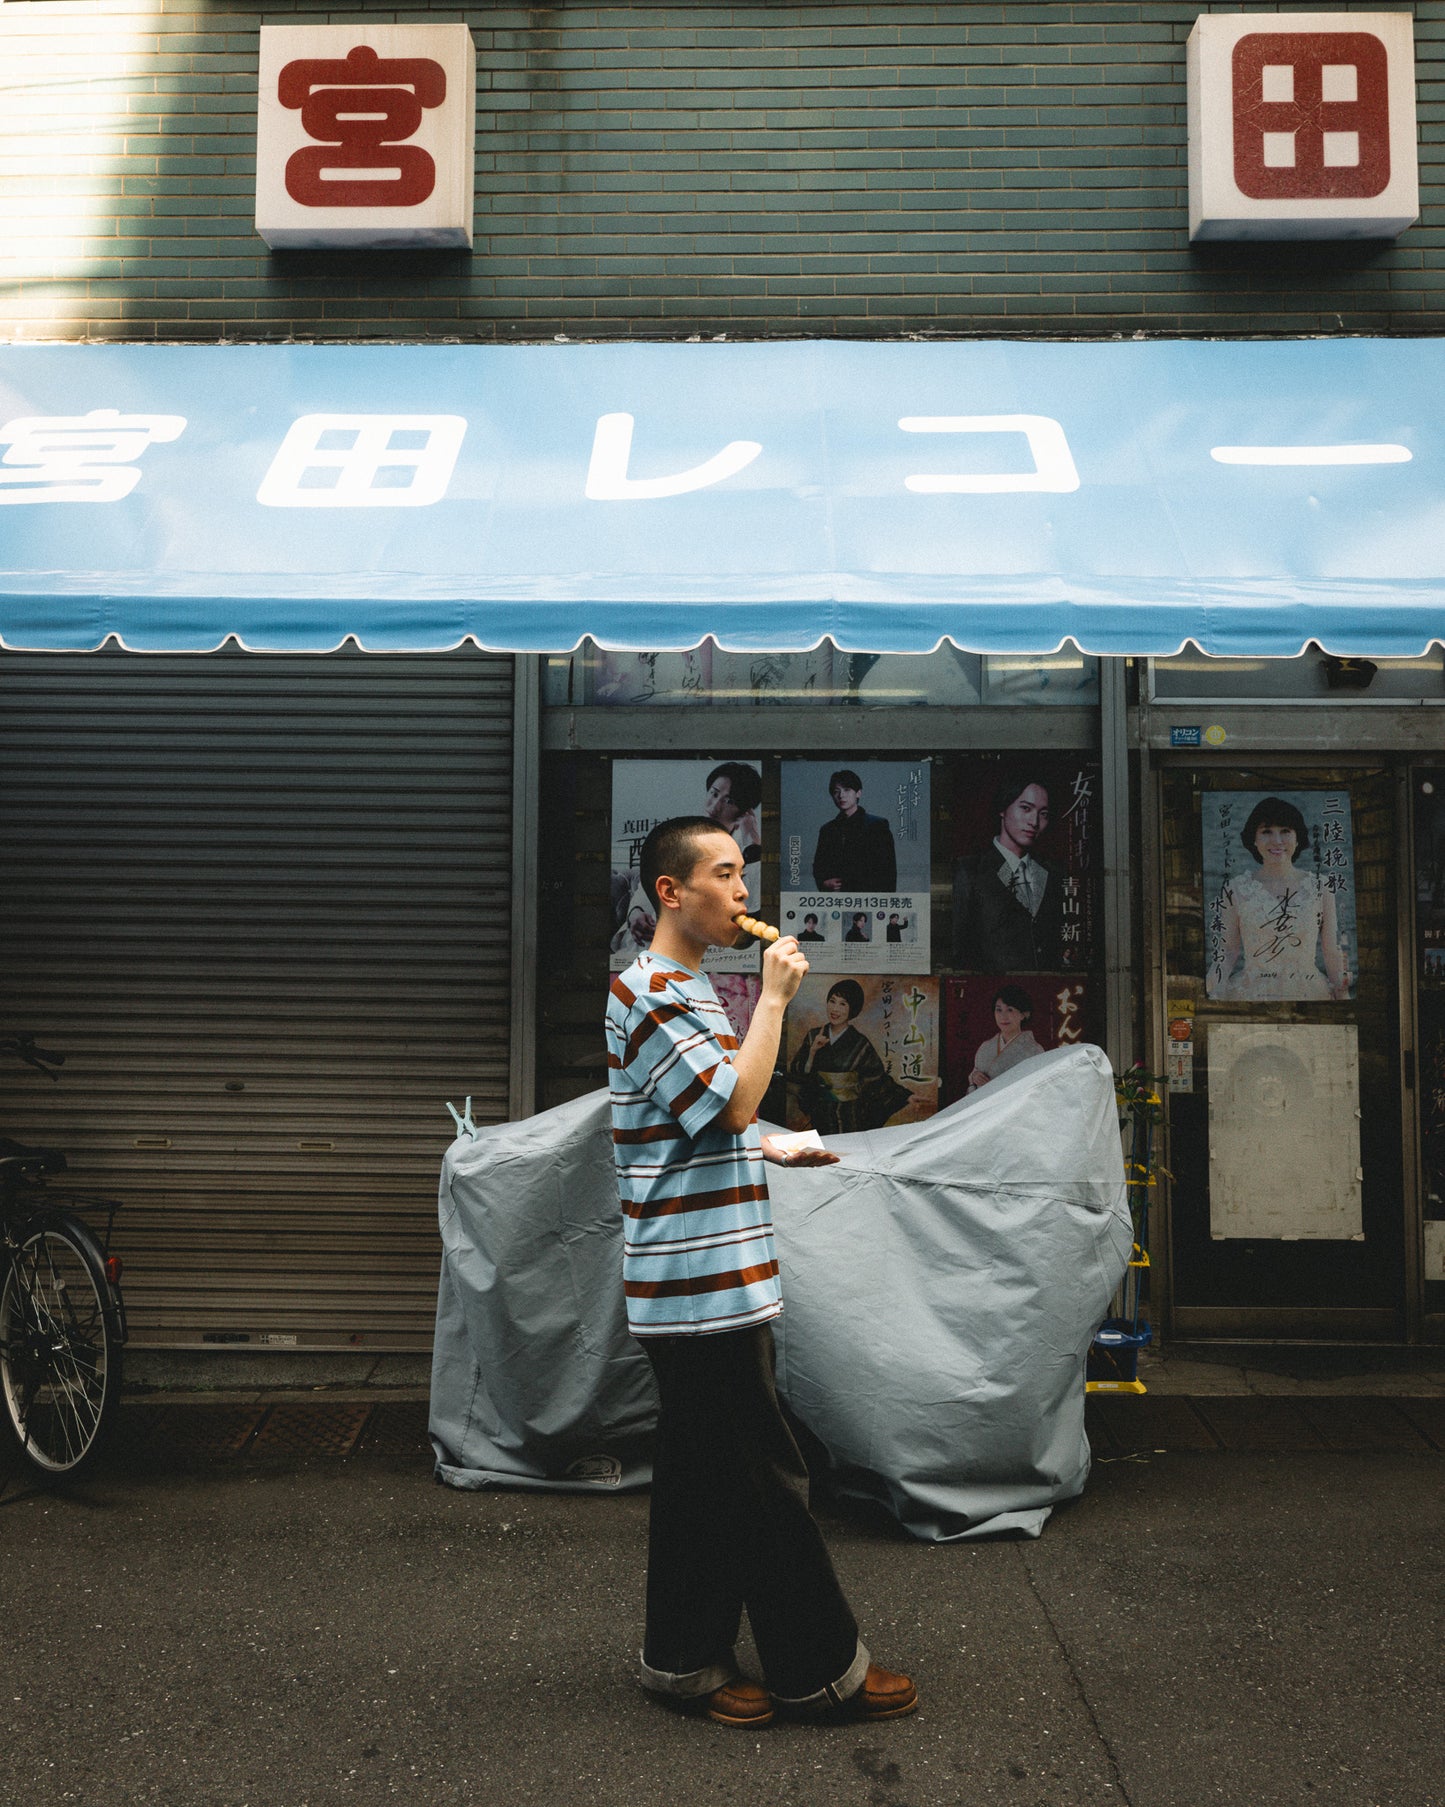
0 1220 117 1475
48 1351 101 1441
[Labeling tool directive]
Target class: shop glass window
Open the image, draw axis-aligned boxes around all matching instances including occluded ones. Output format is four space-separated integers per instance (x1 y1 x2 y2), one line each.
1150 645 1445 701
536 749 1105 1116
541 639 1098 707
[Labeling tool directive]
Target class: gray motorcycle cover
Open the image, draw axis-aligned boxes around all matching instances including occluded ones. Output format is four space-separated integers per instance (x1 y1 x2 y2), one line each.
430 1043 1132 1539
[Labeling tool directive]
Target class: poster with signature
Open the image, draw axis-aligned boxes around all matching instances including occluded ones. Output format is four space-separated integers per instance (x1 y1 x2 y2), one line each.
1202 790 1355 1002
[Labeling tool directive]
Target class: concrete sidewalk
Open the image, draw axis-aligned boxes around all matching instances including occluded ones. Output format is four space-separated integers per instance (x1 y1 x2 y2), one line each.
1136 1340 1445 1398
2 1424 1439 1807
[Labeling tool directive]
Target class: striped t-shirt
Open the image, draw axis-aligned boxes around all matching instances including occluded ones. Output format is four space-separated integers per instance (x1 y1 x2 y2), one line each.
606 951 782 1338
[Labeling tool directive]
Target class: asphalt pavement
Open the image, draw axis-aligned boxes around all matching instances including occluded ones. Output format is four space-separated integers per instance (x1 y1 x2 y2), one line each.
2 1393 1441 1807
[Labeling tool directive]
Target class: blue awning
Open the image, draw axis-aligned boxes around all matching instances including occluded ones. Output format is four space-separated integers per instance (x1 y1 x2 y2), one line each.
1 338 1443 656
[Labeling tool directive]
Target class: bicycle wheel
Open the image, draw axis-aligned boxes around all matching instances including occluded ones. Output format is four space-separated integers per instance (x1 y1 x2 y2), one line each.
0 1212 122 1479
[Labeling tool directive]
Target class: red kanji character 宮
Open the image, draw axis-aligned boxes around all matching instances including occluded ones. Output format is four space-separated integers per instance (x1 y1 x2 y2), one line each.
279 44 447 208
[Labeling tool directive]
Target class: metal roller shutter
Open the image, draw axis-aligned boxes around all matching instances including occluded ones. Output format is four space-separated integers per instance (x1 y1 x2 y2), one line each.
0 646 513 1350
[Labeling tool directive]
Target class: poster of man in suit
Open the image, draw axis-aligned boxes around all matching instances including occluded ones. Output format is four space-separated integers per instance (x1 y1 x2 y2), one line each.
951 758 1100 973
780 760 930 972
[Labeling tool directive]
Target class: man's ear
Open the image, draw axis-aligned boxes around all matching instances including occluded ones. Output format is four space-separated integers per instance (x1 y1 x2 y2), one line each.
652 872 683 913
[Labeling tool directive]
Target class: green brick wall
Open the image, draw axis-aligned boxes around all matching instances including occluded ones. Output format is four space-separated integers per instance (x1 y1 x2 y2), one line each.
3 0 1444 341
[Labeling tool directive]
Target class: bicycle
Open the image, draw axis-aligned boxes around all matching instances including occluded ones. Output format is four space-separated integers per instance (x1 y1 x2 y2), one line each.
0 1034 128 1481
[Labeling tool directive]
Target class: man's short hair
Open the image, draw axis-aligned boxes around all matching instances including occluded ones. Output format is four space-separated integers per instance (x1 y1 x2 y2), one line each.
829 768 863 795
638 816 732 912
803 913 819 926
991 770 1050 820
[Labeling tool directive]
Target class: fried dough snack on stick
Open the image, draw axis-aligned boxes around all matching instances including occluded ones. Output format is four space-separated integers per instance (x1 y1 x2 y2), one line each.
733 913 781 943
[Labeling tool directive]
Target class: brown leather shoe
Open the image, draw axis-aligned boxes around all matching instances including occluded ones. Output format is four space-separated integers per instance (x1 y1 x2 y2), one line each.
704 1678 775 1727
839 1663 918 1721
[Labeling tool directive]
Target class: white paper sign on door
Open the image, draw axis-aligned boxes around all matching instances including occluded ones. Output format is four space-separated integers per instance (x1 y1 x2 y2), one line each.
1208 1023 1363 1239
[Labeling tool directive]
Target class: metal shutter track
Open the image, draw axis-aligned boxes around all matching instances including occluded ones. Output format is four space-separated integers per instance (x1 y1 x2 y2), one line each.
0 648 512 1350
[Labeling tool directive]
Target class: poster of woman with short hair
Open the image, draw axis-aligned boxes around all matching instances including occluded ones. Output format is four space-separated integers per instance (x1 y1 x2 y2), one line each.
784 973 939 1133
1202 790 1355 1002
941 976 1092 1108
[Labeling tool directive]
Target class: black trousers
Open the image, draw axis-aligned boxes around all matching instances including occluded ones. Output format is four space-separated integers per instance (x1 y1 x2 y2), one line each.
639 1320 864 1703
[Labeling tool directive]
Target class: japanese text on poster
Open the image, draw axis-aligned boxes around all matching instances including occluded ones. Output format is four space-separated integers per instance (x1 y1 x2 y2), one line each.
951 756 1099 973
609 759 762 974
784 974 938 1133
1202 790 1355 1001
779 760 930 972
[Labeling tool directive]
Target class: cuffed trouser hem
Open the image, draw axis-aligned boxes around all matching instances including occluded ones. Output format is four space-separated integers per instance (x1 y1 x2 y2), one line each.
766 1638 871 1710
638 1652 738 1701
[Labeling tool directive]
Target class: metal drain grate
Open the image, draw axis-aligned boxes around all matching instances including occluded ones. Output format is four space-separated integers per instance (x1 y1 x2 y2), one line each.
1397 1399 1445 1450
356 1401 431 1457
1296 1399 1433 1452
115 1405 268 1462
248 1404 371 1457
1086 1395 1221 1453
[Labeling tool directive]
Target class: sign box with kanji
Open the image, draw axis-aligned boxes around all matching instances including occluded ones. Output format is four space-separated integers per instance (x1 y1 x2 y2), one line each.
1187 11 1418 241
256 24 476 250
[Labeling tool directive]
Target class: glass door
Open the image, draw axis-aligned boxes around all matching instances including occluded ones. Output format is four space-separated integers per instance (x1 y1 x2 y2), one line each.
1160 765 1404 1338
1410 768 1445 1335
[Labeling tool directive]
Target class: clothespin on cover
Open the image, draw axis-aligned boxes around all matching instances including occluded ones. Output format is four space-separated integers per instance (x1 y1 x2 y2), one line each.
445 1095 479 1139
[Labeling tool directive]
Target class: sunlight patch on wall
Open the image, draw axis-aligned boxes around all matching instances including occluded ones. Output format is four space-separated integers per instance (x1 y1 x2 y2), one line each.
1 2 166 333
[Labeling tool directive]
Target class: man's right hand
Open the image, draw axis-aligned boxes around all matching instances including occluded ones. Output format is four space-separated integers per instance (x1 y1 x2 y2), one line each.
721 936 807 1133
761 934 808 1006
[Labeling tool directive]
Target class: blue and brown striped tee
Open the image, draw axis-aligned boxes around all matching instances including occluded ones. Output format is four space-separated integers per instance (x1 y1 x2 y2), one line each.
606 951 782 1338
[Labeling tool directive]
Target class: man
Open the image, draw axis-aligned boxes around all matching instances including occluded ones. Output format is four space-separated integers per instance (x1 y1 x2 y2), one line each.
614 763 764 961
797 911 826 943
812 769 897 892
952 772 1066 970
606 816 917 1729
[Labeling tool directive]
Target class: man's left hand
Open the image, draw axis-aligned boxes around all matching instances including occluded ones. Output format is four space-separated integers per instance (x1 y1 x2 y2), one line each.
762 1135 841 1168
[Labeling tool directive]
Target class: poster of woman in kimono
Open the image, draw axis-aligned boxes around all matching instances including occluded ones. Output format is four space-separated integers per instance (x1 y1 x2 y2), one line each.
784 974 938 1133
